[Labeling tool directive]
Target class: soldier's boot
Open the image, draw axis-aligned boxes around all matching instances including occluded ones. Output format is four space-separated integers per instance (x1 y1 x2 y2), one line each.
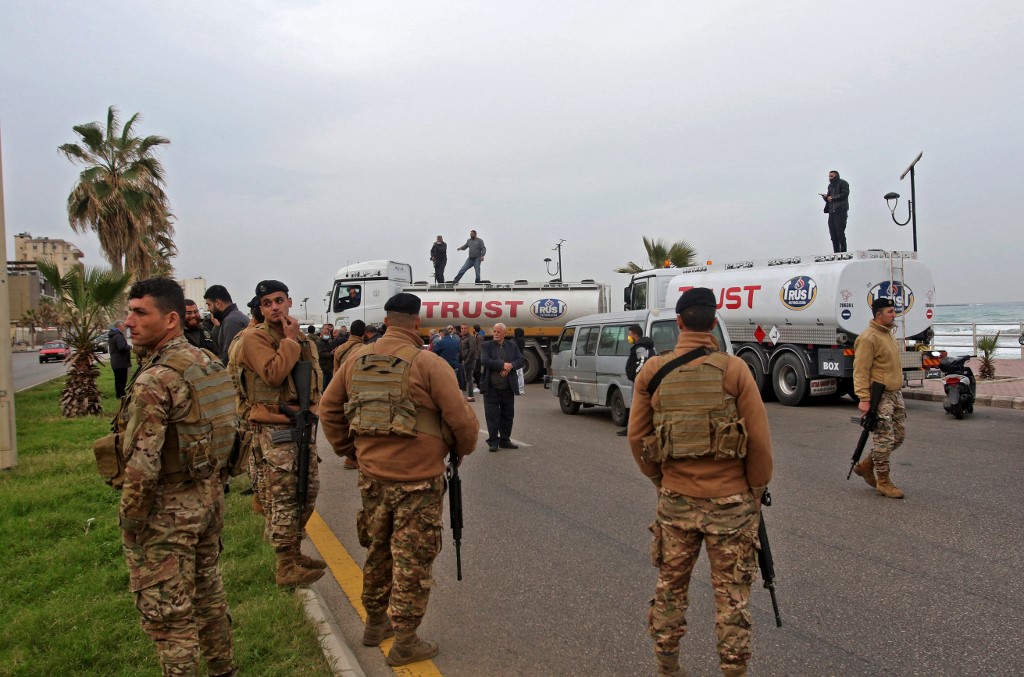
385 630 439 667
275 549 325 587
720 664 746 677
362 613 395 646
853 458 876 488
252 494 266 514
875 472 905 499
298 553 328 570
656 651 680 676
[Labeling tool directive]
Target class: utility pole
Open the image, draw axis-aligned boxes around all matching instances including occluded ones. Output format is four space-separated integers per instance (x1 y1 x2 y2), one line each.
0 128 19 470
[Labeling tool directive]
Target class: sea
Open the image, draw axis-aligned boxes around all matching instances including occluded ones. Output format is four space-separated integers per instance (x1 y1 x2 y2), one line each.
930 301 1024 359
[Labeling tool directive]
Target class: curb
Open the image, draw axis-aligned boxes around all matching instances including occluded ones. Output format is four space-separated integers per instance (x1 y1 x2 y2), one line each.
902 389 1024 410
299 587 366 677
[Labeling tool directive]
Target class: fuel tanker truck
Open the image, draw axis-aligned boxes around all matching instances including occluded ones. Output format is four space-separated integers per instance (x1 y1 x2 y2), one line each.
330 260 611 383
622 250 938 405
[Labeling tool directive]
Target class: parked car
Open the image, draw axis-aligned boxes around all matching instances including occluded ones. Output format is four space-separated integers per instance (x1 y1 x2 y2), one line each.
39 341 72 363
545 308 732 426
93 335 109 354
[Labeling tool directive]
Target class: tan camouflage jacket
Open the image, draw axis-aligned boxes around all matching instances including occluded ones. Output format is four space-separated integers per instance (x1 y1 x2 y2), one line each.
119 335 204 535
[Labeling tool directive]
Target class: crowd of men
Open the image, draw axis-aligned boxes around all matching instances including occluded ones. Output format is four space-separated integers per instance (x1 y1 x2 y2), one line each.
106 269 909 676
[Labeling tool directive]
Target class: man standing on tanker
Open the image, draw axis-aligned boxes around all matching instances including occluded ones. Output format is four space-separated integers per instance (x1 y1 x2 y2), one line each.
821 169 850 253
851 297 907 498
451 229 486 283
319 292 479 667
628 287 773 677
234 280 327 586
119 277 235 676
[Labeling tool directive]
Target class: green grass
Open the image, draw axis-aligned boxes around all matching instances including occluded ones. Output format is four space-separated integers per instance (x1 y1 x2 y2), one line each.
0 370 333 676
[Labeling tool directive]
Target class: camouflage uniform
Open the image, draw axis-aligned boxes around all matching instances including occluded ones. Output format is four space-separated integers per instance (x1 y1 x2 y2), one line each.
226 328 266 516
650 491 760 674
119 335 234 677
871 391 906 475
256 424 321 548
357 474 444 628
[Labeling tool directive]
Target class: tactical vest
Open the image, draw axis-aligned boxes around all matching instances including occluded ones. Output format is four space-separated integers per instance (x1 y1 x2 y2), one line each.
243 325 323 408
93 342 241 489
343 344 453 443
227 329 251 419
643 352 748 464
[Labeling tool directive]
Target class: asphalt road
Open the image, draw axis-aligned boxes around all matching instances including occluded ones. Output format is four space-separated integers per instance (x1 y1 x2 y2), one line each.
299 386 1024 676
9 350 69 391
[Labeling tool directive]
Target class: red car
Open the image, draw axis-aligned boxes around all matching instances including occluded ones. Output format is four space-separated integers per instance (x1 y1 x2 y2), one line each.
39 341 71 363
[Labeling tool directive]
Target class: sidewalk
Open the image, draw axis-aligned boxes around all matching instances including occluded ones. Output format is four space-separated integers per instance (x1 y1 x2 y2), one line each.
903 358 1024 410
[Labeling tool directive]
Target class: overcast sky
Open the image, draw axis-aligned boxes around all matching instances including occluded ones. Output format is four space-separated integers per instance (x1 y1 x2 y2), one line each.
2 1 1022 314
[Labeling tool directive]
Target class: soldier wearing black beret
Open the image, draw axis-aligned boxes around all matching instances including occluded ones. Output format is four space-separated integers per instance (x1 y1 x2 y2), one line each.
852 295 907 498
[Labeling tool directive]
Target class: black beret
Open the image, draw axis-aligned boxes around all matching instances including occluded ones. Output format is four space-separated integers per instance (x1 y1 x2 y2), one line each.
676 287 717 314
872 297 896 312
246 296 260 310
383 292 421 315
255 280 289 299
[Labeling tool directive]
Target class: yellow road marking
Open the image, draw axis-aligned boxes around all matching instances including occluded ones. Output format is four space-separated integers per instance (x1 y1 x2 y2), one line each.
306 511 444 677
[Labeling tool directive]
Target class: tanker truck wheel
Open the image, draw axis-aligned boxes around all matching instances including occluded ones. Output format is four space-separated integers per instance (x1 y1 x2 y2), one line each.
772 353 809 406
559 384 581 415
609 388 629 427
739 351 768 397
522 349 542 384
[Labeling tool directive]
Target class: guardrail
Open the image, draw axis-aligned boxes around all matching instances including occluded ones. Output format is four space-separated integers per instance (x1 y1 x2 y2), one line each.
931 322 1024 359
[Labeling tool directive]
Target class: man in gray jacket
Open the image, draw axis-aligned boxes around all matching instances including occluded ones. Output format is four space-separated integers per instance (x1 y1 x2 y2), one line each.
203 284 249 363
451 230 487 283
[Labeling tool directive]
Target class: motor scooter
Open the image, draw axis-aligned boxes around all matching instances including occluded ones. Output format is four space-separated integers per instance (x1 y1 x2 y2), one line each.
938 354 976 419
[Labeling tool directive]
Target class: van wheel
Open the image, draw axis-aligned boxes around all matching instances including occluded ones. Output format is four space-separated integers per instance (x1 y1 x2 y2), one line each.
609 389 629 427
522 350 542 383
559 384 581 415
772 353 808 406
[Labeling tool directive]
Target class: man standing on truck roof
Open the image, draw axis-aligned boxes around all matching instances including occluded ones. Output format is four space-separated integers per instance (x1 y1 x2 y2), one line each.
451 229 486 284
430 235 447 284
851 297 907 499
628 287 773 677
821 170 850 253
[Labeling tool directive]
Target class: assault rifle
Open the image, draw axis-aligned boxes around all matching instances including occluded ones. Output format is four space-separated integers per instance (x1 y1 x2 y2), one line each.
758 490 782 628
276 360 317 530
445 447 464 581
847 381 887 479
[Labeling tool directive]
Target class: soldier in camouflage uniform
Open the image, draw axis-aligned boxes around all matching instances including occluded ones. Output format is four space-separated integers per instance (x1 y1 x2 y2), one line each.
234 280 326 586
628 288 773 677
227 297 267 518
120 277 235 677
319 293 479 667
852 297 907 498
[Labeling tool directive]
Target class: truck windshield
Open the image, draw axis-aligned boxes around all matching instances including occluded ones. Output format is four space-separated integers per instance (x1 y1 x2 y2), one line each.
333 284 362 312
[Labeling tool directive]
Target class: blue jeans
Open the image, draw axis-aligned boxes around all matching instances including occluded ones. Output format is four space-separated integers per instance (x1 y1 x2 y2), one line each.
453 257 482 283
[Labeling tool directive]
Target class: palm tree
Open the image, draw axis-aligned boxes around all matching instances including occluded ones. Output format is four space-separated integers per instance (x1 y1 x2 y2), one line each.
615 236 699 274
37 260 132 417
59 106 178 279
17 309 41 348
36 297 63 329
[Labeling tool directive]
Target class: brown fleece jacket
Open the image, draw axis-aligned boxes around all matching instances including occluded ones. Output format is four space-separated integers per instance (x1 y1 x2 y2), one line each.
852 319 904 400
319 326 479 481
234 323 320 424
628 330 773 498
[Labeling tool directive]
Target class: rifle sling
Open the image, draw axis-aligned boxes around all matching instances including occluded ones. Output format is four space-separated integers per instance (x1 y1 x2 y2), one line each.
647 348 713 395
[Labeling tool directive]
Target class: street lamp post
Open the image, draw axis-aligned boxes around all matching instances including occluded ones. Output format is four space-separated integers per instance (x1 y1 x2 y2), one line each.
884 151 923 252
544 239 566 282
301 297 309 321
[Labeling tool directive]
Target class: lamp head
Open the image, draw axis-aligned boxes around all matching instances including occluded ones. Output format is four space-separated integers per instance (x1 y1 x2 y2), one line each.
884 192 900 201
544 257 552 263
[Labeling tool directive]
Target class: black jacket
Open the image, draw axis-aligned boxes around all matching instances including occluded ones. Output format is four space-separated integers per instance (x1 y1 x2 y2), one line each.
479 338 525 393
626 337 655 382
184 327 218 356
430 241 447 262
108 328 132 370
825 174 850 214
214 303 249 363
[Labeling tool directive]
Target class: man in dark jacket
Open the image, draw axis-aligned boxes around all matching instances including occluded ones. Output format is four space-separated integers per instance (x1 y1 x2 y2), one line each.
316 324 337 390
434 326 464 391
108 320 132 398
822 170 850 253
618 324 655 436
430 235 447 284
183 299 218 355
479 322 524 452
203 284 249 363
459 324 480 402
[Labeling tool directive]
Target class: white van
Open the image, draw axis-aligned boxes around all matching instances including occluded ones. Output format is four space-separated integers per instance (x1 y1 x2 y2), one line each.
544 308 732 425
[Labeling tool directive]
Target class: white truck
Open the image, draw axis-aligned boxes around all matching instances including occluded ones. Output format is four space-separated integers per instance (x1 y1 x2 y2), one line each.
621 250 939 405
330 260 611 383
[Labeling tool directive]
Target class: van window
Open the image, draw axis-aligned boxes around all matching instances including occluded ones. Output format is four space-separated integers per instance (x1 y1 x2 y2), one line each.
597 325 632 356
650 320 679 354
556 327 575 353
575 326 599 356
